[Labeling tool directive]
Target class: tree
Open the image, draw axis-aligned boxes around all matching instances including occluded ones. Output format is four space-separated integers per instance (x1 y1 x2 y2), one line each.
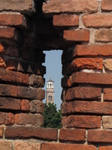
42 103 61 128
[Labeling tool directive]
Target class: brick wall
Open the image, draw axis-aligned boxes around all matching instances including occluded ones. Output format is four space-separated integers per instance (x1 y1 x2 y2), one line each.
0 0 112 149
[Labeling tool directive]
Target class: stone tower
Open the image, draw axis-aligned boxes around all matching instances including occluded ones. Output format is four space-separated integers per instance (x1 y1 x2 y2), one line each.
46 77 54 105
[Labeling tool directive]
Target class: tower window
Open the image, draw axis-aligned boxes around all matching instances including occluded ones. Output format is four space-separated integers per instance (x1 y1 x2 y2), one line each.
48 95 52 101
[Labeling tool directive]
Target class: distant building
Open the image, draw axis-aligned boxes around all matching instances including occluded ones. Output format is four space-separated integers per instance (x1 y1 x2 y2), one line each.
46 77 54 105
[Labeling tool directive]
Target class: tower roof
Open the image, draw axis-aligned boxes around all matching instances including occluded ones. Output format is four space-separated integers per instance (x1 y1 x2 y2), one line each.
47 77 54 83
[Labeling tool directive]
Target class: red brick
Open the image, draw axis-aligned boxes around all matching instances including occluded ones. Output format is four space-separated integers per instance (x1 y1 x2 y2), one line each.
62 72 112 88
15 114 44 126
0 112 15 125
21 100 29 111
62 115 101 129
63 87 101 101
30 100 45 113
0 68 29 85
74 45 112 57
43 0 98 14
95 29 112 42
61 101 112 115
0 27 18 40
0 97 21 110
0 140 12 150
6 127 58 141
0 57 6 67
29 74 45 87
104 88 112 101
88 130 112 143
53 15 79 27
59 129 86 142
0 84 45 100
99 146 112 150
0 43 4 53
64 29 89 42
14 141 41 150
0 127 4 138
41 143 96 150
102 0 112 11
63 58 103 74
82 14 112 28
0 0 35 14
0 13 27 28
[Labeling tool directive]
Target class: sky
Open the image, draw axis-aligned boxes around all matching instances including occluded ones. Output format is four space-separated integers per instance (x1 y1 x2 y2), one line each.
43 50 63 110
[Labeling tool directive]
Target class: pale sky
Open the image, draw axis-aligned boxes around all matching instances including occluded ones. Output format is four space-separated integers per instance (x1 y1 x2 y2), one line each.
43 50 63 110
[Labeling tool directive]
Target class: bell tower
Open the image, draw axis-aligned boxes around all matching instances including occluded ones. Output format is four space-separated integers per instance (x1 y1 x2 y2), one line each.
46 77 54 105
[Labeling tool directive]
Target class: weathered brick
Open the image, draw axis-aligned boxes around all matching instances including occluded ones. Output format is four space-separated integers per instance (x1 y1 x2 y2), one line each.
62 72 112 88
41 143 96 150
30 100 45 113
63 87 101 101
88 130 112 143
0 97 21 110
102 116 112 129
0 112 15 125
61 101 112 115
82 14 112 28
14 141 41 150
0 0 35 14
0 43 4 53
53 15 79 27
102 0 112 11
0 68 29 85
0 57 6 67
21 100 29 111
6 127 58 141
0 127 4 138
104 59 112 71
29 74 45 87
0 13 27 28
63 58 103 74
104 88 112 101
59 129 86 142
15 114 44 126
74 45 112 57
95 29 112 42
62 115 101 129
0 27 18 41
6 59 46 75
99 146 112 150
0 84 45 100
64 29 89 42
5 46 19 57
43 0 98 14
0 140 12 150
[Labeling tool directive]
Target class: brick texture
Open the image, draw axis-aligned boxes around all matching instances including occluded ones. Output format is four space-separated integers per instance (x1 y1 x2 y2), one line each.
14 141 41 150
63 87 101 101
64 30 89 42
6 127 58 141
15 114 44 126
61 101 112 115
53 15 79 27
0 113 15 125
43 0 98 14
59 129 86 142
82 14 112 28
99 146 112 150
61 115 101 129
0 140 12 150
88 130 112 143
41 143 96 150
102 116 112 129
102 0 112 11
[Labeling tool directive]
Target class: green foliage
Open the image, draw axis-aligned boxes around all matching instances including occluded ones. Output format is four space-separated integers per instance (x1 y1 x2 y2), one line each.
42 103 61 128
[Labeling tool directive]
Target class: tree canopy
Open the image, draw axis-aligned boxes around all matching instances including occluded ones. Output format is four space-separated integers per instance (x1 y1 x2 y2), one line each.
42 103 61 128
